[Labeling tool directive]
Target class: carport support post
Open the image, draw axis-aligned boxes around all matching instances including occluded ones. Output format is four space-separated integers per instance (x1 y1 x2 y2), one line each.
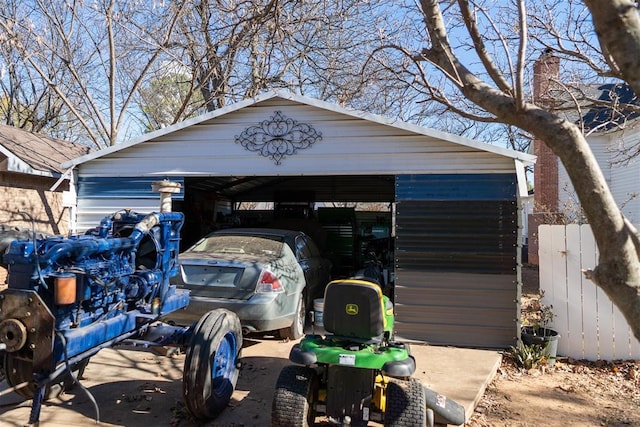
151 180 181 213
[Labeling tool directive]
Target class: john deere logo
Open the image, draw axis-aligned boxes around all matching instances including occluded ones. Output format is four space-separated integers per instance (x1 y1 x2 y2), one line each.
345 304 359 315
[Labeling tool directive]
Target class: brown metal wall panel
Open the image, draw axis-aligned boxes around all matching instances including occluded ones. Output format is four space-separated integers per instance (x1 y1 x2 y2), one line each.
394 322 516 348
396 271 516 290
395 287 514 310
394 302 514 328
393 176 520 348
395 200 518 274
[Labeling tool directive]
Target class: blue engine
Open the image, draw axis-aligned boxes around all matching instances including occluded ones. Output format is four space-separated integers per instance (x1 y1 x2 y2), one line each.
0 210 188 395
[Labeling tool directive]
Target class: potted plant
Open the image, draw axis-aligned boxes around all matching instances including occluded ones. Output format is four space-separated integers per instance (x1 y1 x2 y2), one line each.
520 294 560 366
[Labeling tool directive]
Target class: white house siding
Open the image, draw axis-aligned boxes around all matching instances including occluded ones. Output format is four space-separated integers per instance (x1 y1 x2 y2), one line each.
610 130 640 224
558 129 640 224
558 133 609 210
611 163 640 224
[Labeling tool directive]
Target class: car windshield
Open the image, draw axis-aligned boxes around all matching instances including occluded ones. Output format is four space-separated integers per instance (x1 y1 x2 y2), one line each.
187 234 284 257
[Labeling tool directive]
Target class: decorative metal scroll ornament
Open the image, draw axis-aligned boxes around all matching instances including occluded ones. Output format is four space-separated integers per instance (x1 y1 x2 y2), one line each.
235 111 322 165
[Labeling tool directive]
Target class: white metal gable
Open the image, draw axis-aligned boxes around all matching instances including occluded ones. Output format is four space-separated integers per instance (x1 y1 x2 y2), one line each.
67 91 534 232
65 91 534 178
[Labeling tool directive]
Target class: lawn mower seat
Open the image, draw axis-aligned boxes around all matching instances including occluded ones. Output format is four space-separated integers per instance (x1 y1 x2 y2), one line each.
323 278 386 342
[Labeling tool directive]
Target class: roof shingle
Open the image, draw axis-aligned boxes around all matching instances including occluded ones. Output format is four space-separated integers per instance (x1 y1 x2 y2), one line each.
0 124 91 175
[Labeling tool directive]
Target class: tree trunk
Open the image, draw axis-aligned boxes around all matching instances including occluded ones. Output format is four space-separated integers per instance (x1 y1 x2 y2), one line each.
418 0 640 341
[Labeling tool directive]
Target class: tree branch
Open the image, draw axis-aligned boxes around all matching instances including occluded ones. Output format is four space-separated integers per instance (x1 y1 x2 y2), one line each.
583 0 640 94
457 0 513 94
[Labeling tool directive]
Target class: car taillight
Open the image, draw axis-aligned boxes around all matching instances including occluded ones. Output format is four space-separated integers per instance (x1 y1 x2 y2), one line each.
256 270 284 293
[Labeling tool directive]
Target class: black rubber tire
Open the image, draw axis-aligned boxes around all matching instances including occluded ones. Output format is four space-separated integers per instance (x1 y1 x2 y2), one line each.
384 378 427 427
271 365 318 426
183 308 242 419
279 293 306 340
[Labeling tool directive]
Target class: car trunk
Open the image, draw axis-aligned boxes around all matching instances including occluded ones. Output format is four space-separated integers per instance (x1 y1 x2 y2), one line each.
177 254 269 300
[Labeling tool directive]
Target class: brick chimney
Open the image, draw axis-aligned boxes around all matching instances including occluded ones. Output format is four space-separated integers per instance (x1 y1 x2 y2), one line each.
533 52 560 213
528 52 560 265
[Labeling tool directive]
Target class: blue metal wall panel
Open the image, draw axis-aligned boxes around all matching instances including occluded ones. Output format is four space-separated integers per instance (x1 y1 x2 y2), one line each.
395 173 517 201
78 177 184 200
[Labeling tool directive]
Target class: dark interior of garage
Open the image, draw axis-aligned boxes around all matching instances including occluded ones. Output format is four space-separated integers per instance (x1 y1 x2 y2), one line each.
174 175 396 282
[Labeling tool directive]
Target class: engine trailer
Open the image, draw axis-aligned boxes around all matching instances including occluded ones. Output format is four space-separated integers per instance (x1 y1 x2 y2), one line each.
0 209 242 425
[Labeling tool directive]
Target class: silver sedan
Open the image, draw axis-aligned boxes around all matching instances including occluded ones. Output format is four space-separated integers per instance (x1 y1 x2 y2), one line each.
167 228 332 339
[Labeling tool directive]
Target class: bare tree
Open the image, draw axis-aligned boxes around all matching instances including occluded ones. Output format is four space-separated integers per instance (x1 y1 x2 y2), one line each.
169 1 407 113
137 69 205 131
1 0 429 144
0 1 74 137
380 0 640 339
0 0 186 148
0 0 406 140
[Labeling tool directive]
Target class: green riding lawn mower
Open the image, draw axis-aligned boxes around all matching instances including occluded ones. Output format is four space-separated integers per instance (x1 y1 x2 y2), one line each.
271 278 466 427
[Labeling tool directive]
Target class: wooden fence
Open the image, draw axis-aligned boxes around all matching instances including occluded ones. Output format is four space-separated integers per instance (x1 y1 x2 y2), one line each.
538 224 640 360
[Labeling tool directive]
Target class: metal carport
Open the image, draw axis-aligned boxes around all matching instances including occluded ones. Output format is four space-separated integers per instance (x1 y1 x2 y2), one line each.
63 90 535 348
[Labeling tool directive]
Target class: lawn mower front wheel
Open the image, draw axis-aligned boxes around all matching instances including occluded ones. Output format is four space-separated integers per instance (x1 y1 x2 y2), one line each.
384 377 429 427
271 365 318 426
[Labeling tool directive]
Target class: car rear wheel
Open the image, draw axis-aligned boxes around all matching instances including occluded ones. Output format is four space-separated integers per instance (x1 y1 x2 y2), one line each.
279 293 306 340
183 308 242 419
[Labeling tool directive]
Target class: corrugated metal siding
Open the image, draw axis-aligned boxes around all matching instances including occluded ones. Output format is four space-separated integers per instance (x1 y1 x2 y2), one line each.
394 174 519 348
396 173 518 201
76 177 184 232
76 198 164 232
78 177 184 199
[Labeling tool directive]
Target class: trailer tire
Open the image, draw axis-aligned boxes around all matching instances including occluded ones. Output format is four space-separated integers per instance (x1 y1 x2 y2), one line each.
183 309 242 419
384 378 427 427
271 365 318 426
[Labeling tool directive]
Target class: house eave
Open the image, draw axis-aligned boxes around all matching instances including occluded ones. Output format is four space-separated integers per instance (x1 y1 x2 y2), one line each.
0 145 59 178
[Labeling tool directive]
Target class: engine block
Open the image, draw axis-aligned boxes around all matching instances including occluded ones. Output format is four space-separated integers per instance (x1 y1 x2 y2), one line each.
0 210 187 381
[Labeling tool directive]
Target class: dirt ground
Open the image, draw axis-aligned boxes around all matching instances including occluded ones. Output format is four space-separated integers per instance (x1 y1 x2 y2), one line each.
466 357 640 427
467 265 640 427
